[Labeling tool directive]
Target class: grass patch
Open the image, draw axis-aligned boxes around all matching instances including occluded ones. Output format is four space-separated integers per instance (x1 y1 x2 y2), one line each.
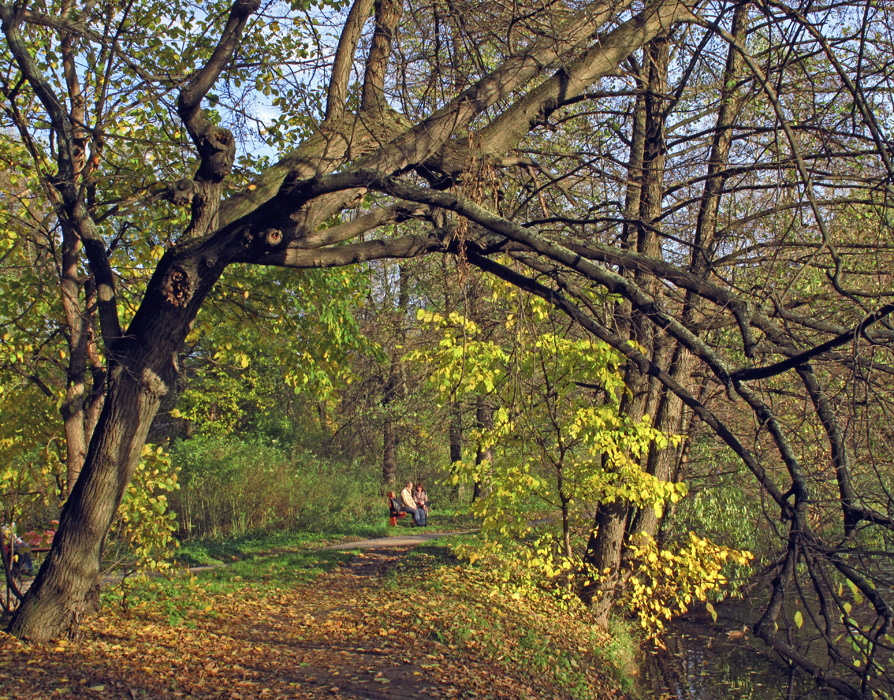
174 507 478 566
105 543 355 627
174 522 389 566
383 505 479 533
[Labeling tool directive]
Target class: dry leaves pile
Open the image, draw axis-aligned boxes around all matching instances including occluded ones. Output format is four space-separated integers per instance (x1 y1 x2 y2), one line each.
0 545 632 699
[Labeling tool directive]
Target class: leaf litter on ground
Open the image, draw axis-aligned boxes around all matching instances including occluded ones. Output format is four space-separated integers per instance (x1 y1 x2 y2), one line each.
0 539 634 699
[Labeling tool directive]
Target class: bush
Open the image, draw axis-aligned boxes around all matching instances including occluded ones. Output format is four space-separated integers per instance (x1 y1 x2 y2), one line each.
168 435 382 540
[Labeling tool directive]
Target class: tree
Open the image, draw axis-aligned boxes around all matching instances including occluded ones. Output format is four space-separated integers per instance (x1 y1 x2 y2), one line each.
3 1 894 696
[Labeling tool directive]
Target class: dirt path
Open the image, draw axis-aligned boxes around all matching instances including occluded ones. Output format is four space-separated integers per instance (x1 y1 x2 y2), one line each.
235 546 458 699
324 531 471 551
0 539 503 700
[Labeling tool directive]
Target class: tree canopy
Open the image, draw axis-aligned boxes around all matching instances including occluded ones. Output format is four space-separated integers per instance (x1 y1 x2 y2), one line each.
2 0 894 696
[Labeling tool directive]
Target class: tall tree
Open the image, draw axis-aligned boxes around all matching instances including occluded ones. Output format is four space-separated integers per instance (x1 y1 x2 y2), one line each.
4 1 894 696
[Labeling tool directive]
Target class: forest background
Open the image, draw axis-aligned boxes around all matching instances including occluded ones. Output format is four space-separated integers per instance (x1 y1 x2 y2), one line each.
1 0 894 698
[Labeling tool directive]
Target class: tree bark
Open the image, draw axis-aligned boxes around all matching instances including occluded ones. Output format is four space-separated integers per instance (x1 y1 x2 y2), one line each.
10 349 172 640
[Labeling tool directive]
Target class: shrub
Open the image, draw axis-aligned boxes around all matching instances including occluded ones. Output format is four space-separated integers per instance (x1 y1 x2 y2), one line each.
168 435 382 540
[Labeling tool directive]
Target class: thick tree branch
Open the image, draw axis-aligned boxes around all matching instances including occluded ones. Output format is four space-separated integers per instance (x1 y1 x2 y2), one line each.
178 0 260 117
250 230 454 268
424 0 698 180
293 202 428 249
361 0 403 113
325 0 376 122
731 303 894 381
177 0 261 239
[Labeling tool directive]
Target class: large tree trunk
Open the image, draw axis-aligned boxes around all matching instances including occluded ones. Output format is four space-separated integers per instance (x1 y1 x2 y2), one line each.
9 363 164 640
10 241 223 640
581 499 629 622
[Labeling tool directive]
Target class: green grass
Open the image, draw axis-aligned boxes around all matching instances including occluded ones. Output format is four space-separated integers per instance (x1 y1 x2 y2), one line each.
174 521 389 566
104 540 357 627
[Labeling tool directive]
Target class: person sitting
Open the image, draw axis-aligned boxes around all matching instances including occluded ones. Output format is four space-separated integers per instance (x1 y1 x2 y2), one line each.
413 482 430 516
400 480 427 527
1 518 33 577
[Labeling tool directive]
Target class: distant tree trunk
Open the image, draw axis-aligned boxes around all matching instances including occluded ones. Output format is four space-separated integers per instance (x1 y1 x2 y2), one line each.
448 401 463 497
583 35 669 623
381 265 410 485
558 469 573 559
382 367 398 486
472 398 493 502
449 402 463 464
59 226 91 496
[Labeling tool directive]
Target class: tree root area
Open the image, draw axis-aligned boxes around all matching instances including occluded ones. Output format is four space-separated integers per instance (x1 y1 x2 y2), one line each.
0 546 613 699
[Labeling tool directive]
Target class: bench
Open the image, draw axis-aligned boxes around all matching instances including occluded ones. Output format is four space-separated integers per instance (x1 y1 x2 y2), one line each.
387 491 409 526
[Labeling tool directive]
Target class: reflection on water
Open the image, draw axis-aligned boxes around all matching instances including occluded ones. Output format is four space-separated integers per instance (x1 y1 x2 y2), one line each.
644 608 839 700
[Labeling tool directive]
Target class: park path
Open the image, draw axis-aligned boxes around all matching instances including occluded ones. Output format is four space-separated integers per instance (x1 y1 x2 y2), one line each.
0 534 507 700
324 531 468 550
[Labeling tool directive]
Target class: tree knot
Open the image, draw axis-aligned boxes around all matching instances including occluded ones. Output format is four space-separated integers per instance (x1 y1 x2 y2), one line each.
161 266 192 307
234 0 261 17
166 179 195 206
264 228 283 246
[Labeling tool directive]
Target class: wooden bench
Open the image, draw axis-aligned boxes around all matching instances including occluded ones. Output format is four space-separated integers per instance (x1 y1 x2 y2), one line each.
387 491 409 526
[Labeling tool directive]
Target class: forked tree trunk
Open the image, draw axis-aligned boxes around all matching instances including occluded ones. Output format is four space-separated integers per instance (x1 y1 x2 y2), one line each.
583 9 750 618
627 3 749 540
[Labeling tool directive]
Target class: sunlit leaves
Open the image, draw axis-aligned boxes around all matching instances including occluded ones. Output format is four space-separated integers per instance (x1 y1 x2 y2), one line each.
621 532 753 637
176 265 370 437
108 444 181 573
411 287 685 597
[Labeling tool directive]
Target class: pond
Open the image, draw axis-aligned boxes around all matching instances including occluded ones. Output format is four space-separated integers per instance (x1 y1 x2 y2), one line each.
643 599 840 700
